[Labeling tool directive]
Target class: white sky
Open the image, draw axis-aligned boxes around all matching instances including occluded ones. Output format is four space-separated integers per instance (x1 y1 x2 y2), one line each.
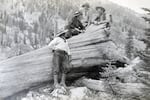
109 0 150 13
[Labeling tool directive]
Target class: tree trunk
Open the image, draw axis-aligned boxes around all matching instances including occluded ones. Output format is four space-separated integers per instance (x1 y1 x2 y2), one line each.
0 25 127 99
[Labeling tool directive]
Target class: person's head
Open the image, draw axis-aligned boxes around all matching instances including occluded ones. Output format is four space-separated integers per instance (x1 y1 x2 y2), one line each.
82 3 90 11
95 6 105 14
74 11 83 20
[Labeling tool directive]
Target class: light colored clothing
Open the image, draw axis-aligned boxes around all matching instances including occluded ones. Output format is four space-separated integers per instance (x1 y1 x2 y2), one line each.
48 37 71 55
80 8 91 26
81 10 90 22
92 13 110 24
91 13 111 29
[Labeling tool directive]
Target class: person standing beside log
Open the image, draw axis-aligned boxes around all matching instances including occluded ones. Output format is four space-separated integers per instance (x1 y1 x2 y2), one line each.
65 11 85 36
48 29 71 88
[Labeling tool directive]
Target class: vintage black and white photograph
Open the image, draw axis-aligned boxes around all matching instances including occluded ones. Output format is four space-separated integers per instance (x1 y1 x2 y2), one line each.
0 0 150 100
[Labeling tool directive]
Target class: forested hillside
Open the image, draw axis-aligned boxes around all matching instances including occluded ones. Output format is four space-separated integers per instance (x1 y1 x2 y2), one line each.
0 0 146 61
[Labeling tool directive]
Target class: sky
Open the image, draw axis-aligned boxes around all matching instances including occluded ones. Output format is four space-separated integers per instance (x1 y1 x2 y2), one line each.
109 0 150 14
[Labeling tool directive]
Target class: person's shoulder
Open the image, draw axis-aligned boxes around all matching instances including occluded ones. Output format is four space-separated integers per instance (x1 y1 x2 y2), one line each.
79 8 84 13
52 37 61 41
55 37 62 40
91 13 99 19
54 37 64 43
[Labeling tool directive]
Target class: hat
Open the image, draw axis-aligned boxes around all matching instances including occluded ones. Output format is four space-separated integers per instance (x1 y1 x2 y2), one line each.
82 3 90 8
74 11 82 17
56 29 68 37
96 6 105 12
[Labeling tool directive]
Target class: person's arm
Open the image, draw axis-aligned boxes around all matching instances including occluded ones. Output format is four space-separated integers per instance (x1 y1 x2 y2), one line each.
91 14 100 25
68 51 72 62
92 13 109 25
97 20 109 24
68 47 71 56
73 20 85 33
97 13 110 25
68 17 76 29
66 42 72 62
78 20 85 30
66 41 71 55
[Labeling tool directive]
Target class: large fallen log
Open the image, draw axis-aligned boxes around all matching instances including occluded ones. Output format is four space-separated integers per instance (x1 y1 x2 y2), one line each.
0 25 126 99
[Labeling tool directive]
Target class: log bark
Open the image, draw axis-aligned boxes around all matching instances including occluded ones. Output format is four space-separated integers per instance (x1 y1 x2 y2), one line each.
78 78 145 96
0 25 126 99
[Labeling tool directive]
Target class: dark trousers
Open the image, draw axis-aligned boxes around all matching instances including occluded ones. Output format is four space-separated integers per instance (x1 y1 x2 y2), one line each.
52 50 69 75
69 29 81 36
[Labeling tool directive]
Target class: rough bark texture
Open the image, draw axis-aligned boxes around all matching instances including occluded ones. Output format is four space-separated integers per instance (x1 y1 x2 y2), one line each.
0 25 126 99
79 78 145 96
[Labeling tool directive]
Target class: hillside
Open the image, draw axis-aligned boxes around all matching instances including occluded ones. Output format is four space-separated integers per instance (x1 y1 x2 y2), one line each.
0 0 146 61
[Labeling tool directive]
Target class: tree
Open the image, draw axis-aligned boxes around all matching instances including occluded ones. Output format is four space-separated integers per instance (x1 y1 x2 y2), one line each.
140 8 150 66
133 8 150 100
125 28 135 59
141 8 150 52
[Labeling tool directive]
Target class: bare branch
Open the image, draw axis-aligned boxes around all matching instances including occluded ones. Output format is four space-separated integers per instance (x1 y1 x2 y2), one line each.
142 8 150 13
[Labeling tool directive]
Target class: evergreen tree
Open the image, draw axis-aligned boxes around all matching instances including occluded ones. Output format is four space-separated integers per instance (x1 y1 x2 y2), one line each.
141 8 150 52
125 28 135 59
140 8 150 64
135 8 150 100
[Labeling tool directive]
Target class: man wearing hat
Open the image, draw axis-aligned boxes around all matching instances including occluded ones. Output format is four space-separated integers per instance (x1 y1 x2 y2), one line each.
92 6 112 37
48 29 71 88
80 3 91 27
92 6 110 27
65 11 85 36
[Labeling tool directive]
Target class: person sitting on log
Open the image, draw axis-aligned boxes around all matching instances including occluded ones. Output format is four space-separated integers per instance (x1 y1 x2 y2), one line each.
48 29 72 88
92 6 112 37
65 11 85 36
80 3 91 27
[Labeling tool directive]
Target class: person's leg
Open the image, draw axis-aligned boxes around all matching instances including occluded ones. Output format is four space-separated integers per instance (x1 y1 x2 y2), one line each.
53 52 61 88
60 54 69 87
53 74 60 88
60 73 67 87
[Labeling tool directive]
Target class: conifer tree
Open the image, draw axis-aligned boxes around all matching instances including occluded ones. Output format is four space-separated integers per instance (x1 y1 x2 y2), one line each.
135 8 150 100
126 28 135 59
141 8 150 52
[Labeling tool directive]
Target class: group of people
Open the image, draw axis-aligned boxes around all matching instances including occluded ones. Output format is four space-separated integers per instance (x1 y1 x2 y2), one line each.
66 3 112 37
48 3 112 89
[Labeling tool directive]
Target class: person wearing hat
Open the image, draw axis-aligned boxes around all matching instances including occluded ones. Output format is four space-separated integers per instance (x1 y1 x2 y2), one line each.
92 6 111 27
92 6 112 37
65 11 85 36
80 3 91 27
48 29 71 88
